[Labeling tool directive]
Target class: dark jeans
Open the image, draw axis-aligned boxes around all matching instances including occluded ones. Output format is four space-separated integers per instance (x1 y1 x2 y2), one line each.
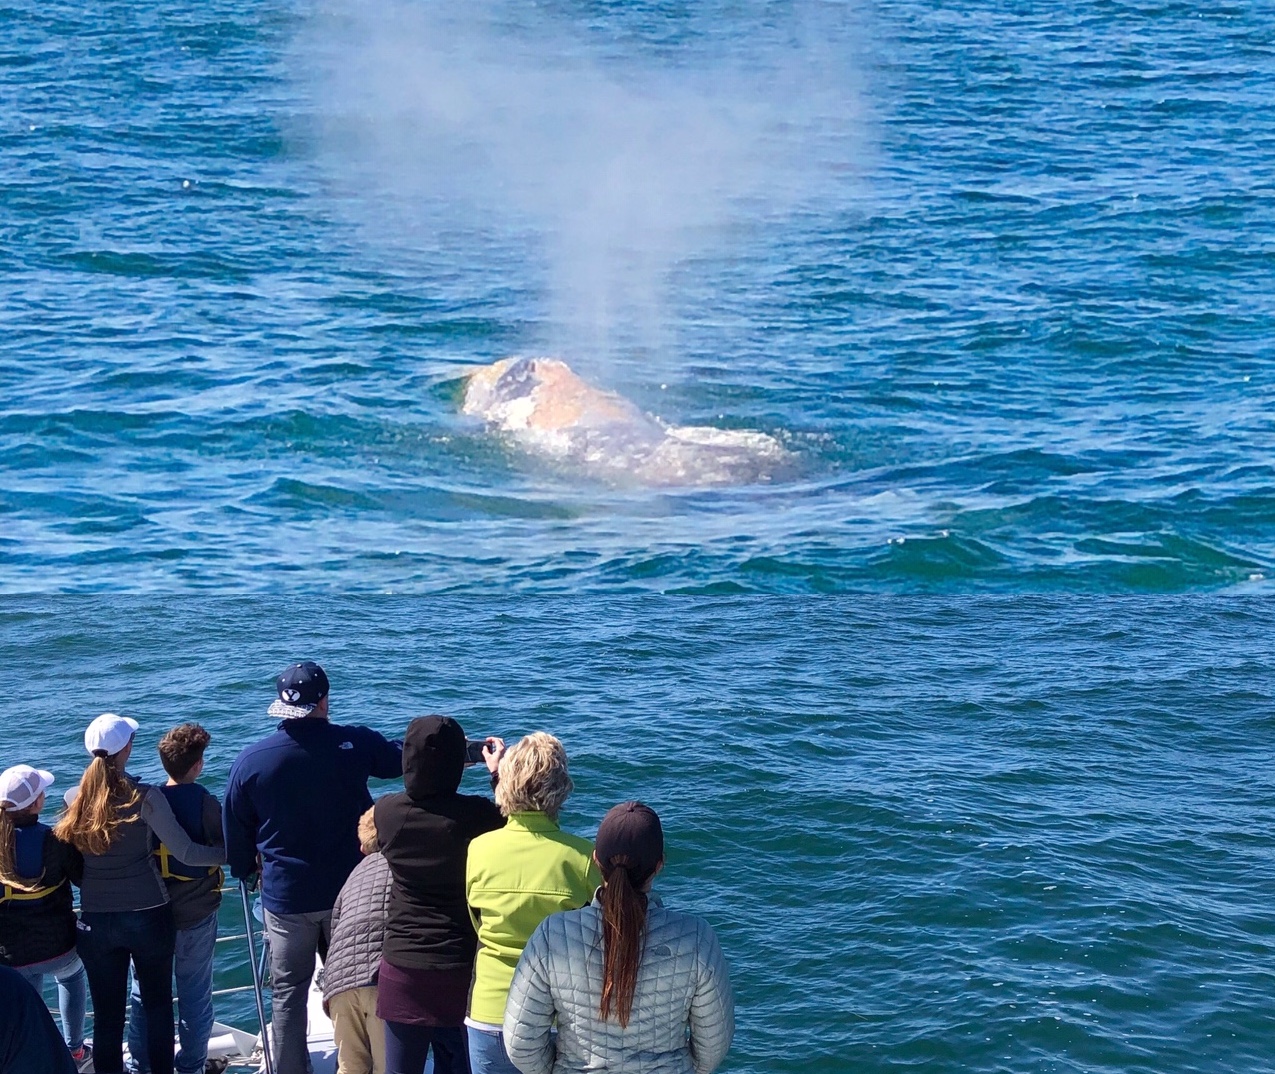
77 905 176 1074
384 1021 470 1074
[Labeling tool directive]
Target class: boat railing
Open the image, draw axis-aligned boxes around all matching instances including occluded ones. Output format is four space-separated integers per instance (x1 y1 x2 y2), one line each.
47 885 271 1016
212 927 257 997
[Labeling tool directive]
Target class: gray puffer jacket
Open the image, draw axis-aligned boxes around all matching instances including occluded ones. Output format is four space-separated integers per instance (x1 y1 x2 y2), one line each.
504 895 734 1074
322 852 391 1002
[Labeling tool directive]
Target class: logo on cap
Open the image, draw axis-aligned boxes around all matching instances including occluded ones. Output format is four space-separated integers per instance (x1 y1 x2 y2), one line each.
268 661 330 719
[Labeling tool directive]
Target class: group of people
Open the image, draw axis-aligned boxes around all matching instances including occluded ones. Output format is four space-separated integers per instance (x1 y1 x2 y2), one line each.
1 716 224 1074
0 661 735 1074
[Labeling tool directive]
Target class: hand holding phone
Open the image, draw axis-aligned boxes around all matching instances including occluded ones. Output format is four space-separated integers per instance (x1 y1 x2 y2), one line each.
482 736 506 774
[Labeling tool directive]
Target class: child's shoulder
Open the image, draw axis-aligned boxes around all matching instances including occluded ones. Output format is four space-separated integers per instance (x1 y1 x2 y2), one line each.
189 780 221 804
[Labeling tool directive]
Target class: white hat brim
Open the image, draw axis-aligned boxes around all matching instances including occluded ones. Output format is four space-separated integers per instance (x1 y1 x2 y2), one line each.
268 700 316 720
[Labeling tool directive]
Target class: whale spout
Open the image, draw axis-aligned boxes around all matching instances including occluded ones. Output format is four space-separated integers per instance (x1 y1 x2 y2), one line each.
462 357 789 486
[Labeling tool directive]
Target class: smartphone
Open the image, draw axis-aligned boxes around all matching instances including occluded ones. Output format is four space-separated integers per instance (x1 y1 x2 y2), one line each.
465 739 488 764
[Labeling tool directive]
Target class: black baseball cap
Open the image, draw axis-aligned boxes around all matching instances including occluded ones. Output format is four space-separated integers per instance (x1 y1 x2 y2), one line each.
594 801 664 884
268 661 330 720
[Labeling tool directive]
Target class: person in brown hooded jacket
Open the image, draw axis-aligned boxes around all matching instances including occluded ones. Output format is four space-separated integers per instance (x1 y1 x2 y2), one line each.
373 716 505 1074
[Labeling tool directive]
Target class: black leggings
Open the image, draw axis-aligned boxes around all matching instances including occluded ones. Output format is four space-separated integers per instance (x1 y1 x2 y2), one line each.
383 1021 470 1074
77 905 176 1074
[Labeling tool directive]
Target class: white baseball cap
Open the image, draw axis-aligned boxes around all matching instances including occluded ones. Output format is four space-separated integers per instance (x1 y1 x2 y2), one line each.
84 713 139 758
0 765 55 812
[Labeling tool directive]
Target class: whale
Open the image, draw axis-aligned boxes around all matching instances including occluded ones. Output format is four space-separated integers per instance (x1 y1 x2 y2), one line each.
462 357 789 486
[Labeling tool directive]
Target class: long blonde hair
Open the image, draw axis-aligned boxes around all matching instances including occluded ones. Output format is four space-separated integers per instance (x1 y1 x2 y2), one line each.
0 803 45 891
53 755 140 857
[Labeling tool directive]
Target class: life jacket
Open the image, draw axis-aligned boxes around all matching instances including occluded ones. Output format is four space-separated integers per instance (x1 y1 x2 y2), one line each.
0 823 61 904
153 784 222 884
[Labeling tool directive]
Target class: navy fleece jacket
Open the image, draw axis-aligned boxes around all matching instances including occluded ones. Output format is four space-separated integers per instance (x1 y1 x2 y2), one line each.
223 718 403 915
0 964 76 1073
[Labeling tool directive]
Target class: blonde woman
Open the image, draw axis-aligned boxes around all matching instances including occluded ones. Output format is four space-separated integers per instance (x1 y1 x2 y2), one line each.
0 764 89 1069
465 733 600 1074
55 714 225 1074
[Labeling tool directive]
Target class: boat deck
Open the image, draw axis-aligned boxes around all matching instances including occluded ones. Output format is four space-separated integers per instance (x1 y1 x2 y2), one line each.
214 976 337 1072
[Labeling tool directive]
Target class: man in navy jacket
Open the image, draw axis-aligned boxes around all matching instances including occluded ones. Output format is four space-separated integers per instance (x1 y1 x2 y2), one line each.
0 965 77 1074
223 662 402 1074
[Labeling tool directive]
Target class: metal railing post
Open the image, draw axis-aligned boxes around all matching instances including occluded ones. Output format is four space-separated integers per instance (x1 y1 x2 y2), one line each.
239 882 275 1074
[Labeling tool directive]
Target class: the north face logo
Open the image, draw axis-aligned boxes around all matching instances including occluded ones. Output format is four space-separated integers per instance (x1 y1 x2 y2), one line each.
339 741 354 750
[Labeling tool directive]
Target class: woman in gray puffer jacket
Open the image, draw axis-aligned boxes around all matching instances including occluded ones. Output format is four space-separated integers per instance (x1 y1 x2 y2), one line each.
503 802 734 1074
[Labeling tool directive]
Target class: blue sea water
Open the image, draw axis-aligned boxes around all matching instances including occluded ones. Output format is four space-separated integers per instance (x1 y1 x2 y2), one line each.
2 1 1275 1072
3 0 1274 589
2 597 1274 1074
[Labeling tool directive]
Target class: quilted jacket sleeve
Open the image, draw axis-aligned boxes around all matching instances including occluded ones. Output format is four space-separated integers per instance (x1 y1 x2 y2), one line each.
688 919 735 1074
503 921 557 1074
331 884 345 935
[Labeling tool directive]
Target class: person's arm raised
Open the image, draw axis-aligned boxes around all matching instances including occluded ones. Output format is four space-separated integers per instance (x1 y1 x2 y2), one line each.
362 727 405 781
482 736 506 794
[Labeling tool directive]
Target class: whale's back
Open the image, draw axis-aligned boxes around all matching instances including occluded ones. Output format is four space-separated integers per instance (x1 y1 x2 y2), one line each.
462 357 790 486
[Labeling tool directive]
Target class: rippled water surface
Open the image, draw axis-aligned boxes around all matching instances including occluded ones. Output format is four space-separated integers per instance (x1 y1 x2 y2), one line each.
3 1 1275 1071
3 0 1273 590
2 597 1273 1073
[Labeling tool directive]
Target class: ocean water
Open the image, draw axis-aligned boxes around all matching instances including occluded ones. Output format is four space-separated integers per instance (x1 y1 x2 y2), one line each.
2 597 1273 1074
3 1 1275 1072
3 0 1273 590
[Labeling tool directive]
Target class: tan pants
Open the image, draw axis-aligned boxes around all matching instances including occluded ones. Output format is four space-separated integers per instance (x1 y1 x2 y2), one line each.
329 986 387 1074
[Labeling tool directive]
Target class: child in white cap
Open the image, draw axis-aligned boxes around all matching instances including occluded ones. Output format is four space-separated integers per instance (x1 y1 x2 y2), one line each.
0 763 91 1070
54 714 227 1074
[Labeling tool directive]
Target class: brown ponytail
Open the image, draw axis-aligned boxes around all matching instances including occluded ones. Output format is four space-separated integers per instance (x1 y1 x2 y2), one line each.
0 805 45 891
53 756 140 857
598 864 649 1027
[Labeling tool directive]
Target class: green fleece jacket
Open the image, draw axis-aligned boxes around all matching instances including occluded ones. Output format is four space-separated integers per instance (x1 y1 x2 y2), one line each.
465 812 600 1026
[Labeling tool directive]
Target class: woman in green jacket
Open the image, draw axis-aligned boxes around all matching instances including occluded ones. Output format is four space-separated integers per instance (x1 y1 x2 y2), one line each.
465 733 600 1074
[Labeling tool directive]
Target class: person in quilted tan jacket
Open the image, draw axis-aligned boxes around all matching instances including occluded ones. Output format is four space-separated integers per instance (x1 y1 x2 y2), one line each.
323 808 392 1074
503 802 734 1074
